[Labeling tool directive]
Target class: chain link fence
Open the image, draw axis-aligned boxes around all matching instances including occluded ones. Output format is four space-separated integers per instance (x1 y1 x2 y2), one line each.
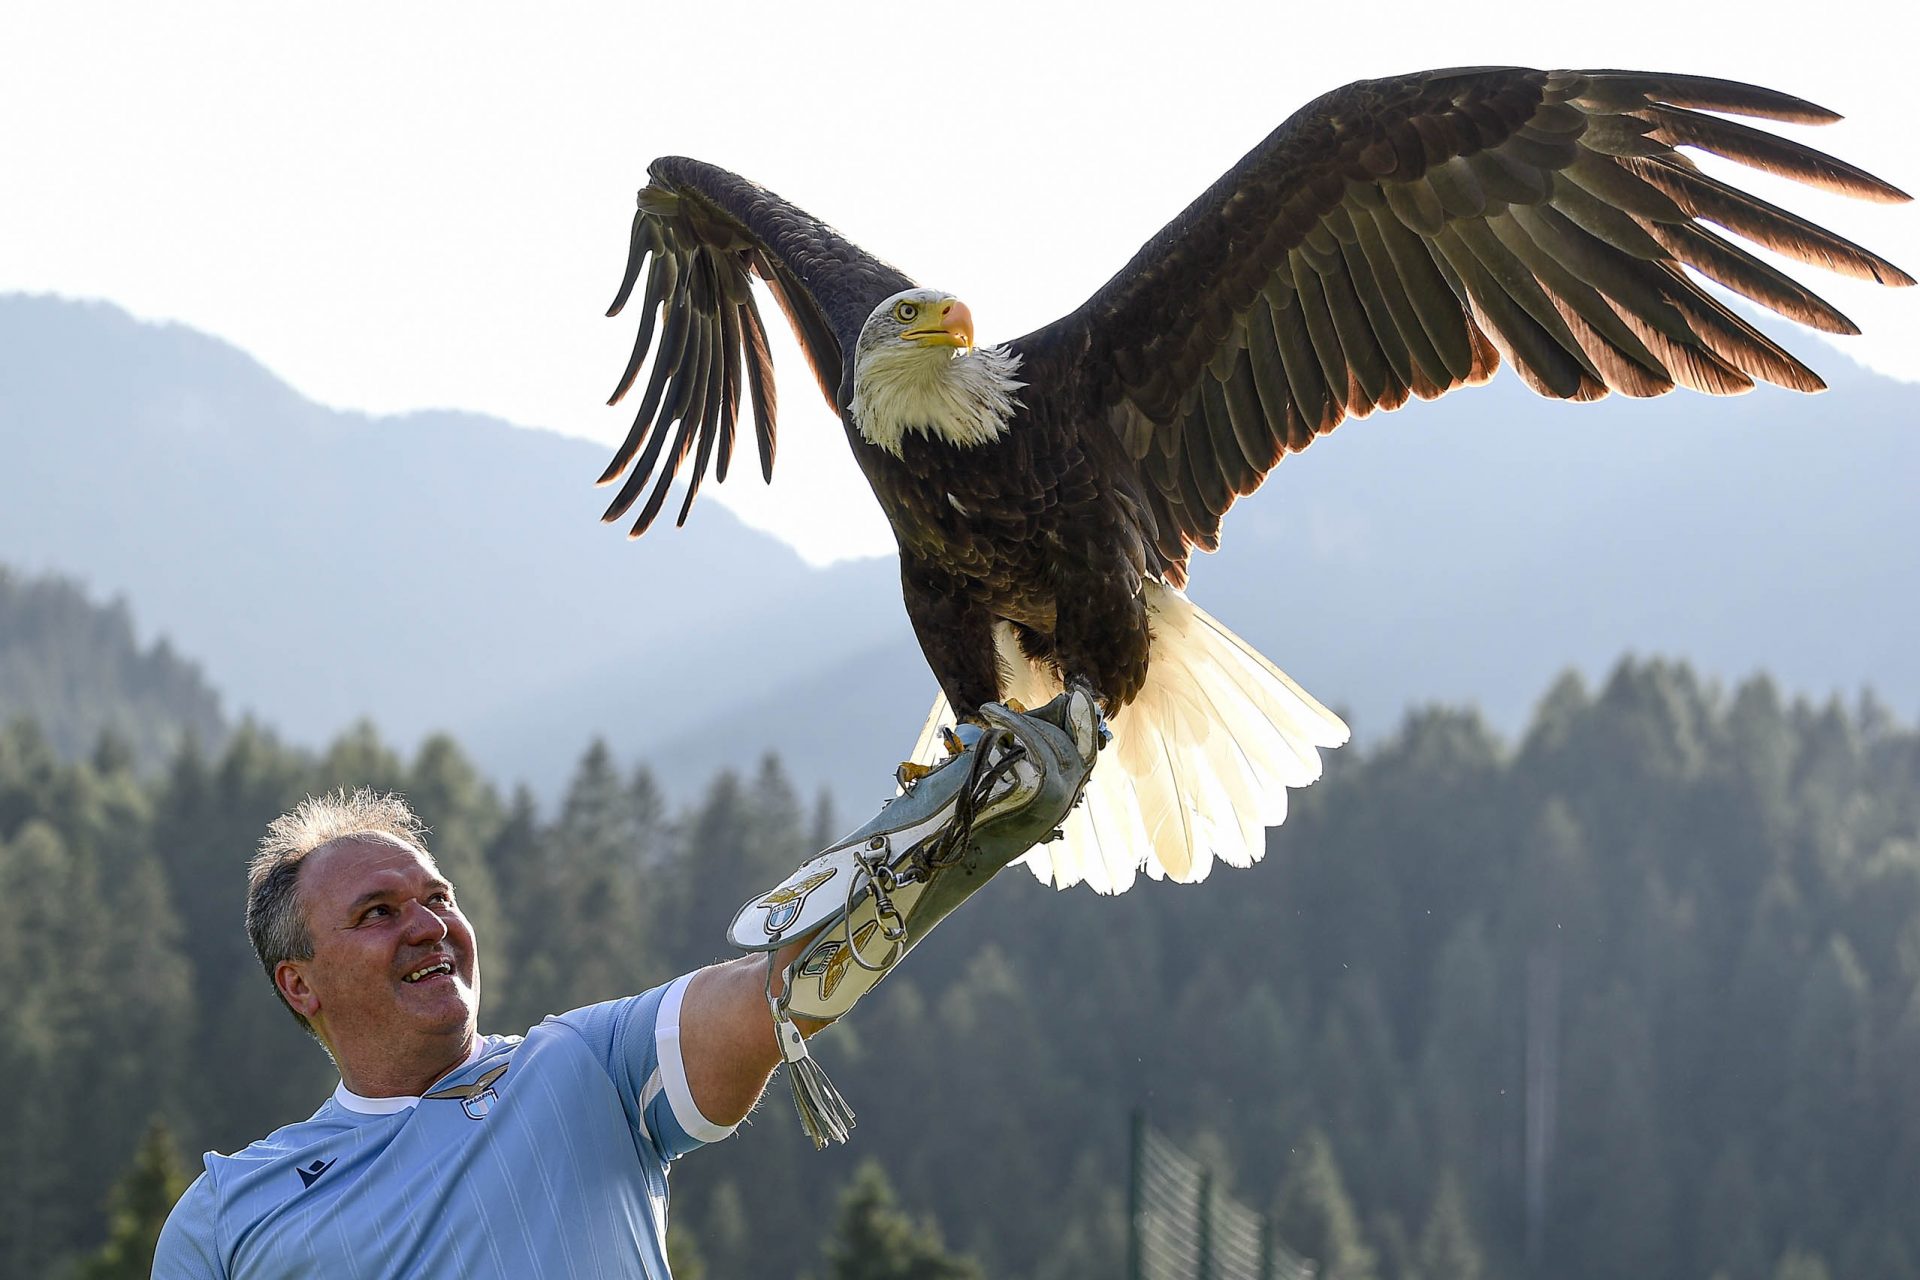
1128 1112 1315 1280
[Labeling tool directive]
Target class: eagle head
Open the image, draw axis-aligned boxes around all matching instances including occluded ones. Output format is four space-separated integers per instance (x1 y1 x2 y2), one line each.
861 288 976 354
850 288 1024 457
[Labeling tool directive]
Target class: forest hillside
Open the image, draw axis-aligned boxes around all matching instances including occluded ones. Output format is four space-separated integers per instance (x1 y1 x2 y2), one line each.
5 584 1916 1278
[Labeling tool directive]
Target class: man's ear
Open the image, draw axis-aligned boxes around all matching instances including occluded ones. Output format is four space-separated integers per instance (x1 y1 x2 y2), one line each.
277 959 321 1020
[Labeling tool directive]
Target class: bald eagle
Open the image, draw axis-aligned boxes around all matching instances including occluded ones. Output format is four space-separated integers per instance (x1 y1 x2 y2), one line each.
599 67 1909 893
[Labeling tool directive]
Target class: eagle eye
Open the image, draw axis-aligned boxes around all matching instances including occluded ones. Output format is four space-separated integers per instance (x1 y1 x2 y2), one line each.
894 301 919 324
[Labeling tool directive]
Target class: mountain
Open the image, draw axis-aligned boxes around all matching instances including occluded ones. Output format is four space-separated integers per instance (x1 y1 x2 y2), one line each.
0 566 227 767
0 294 920 800
3 292 1915 808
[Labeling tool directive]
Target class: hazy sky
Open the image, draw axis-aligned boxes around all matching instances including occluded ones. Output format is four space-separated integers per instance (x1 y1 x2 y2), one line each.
5 1 1913 564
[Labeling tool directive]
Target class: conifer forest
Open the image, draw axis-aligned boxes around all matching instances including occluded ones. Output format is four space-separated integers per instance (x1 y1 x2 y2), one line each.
4 572 1919 1279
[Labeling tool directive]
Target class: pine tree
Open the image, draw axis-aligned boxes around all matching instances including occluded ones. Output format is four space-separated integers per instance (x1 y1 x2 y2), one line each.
1415 1170 1483 1280
1693 1142 1770 1280
1368 1210 1419 1280
0 819 117 1273
159 723 331 1151
405 733 507 991
1550 983 1674 1280
665 758 812 974
696 1179 753 1279
823 1160 981 1280
665 1218 706 1280
1274 1130 1378 1280
1836 1223 1919 1280
72 1120 191 1280
808 786 839 852
1414 919 1503 1180
313 718 408 797
502 740 665 1023
1310 972 1404 1205
1781 934 1875 1251
1772 1249 1833 1280
482 784 547 1029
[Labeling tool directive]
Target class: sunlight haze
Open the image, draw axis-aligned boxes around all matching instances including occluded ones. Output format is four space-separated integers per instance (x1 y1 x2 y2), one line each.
4 0 1913 565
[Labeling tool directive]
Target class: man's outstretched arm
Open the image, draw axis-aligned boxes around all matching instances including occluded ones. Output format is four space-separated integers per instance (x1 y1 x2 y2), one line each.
679 940 820 1127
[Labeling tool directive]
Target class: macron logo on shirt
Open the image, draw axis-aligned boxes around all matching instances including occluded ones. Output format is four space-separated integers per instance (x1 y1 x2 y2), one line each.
296 1158 337 1190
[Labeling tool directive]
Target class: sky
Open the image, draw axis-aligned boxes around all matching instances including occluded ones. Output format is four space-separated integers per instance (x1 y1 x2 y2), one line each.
4 0 1914 565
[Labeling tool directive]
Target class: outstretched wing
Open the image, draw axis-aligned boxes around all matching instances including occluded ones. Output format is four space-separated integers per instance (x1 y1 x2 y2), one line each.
1012 67 1911 584
601 157 914 536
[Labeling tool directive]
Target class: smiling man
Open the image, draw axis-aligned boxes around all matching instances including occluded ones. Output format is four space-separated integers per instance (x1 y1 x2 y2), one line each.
151 692 1099 1278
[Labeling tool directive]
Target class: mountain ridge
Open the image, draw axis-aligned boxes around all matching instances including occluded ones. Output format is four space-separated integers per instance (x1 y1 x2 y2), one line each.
4 290 1913 806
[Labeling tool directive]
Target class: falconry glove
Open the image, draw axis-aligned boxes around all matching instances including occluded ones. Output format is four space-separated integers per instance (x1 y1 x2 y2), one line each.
726 687 1104 1146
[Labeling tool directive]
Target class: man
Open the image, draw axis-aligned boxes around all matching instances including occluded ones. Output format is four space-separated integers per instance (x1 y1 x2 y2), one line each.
152 692 1098 1278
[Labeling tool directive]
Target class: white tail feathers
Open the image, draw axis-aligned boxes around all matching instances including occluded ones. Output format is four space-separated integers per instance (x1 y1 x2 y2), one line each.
909 582 1350 894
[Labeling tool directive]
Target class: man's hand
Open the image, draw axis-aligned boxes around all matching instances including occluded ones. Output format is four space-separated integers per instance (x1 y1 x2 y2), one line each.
682 688 1103 1141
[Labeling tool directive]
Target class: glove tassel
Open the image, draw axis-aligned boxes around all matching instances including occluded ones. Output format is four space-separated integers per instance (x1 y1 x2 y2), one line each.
769 961 857 1148
784 1040 856 1149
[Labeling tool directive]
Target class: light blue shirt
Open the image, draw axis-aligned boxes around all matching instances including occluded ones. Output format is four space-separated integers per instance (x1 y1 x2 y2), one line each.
154 975 734 1278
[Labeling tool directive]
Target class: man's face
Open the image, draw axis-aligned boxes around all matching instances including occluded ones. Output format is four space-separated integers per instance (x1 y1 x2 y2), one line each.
281 834 480 1076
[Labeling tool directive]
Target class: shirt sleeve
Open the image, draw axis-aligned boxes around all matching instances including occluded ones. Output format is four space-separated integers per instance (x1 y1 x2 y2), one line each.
555 974 738 1165
151 1170 226 1279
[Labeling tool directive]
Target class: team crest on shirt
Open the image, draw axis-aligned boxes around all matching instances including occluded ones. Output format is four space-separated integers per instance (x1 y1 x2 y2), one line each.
758 868 836 934
424 1063 509 1120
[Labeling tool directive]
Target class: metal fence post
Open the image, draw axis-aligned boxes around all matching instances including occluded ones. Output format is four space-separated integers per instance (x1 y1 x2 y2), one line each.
1196 1167 1214 1280
1128 1109 1145 1280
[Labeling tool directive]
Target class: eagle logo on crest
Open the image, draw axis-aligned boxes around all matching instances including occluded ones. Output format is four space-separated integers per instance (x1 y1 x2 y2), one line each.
817 921 885 1001
759 868 836 935
423 1063 509 1121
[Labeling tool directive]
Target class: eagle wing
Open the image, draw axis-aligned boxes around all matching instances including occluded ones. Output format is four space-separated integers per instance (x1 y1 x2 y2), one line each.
601 157 914 536
1010 67 1911 585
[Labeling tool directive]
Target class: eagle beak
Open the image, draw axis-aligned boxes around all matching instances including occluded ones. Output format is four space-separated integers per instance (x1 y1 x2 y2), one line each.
905 298 974 350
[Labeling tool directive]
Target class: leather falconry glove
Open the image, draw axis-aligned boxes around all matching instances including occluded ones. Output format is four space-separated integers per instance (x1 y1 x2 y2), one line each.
726 688 1104 1146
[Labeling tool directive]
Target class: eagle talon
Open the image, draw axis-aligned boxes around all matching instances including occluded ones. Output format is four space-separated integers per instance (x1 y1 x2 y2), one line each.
945 720 988 754
895 759 939 789
901 717 991 790
1059 682 1112 756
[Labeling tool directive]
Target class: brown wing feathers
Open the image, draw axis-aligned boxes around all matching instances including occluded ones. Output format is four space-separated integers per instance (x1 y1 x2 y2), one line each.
600 158 910 537
602 71 1906 572
1037 67 1909 582
601 196 770 536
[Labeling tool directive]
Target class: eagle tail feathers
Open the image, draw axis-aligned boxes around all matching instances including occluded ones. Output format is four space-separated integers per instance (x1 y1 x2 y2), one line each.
909 584 1349 894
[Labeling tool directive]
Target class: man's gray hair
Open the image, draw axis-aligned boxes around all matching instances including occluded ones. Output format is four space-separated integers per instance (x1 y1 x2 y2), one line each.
246 788 434 1033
